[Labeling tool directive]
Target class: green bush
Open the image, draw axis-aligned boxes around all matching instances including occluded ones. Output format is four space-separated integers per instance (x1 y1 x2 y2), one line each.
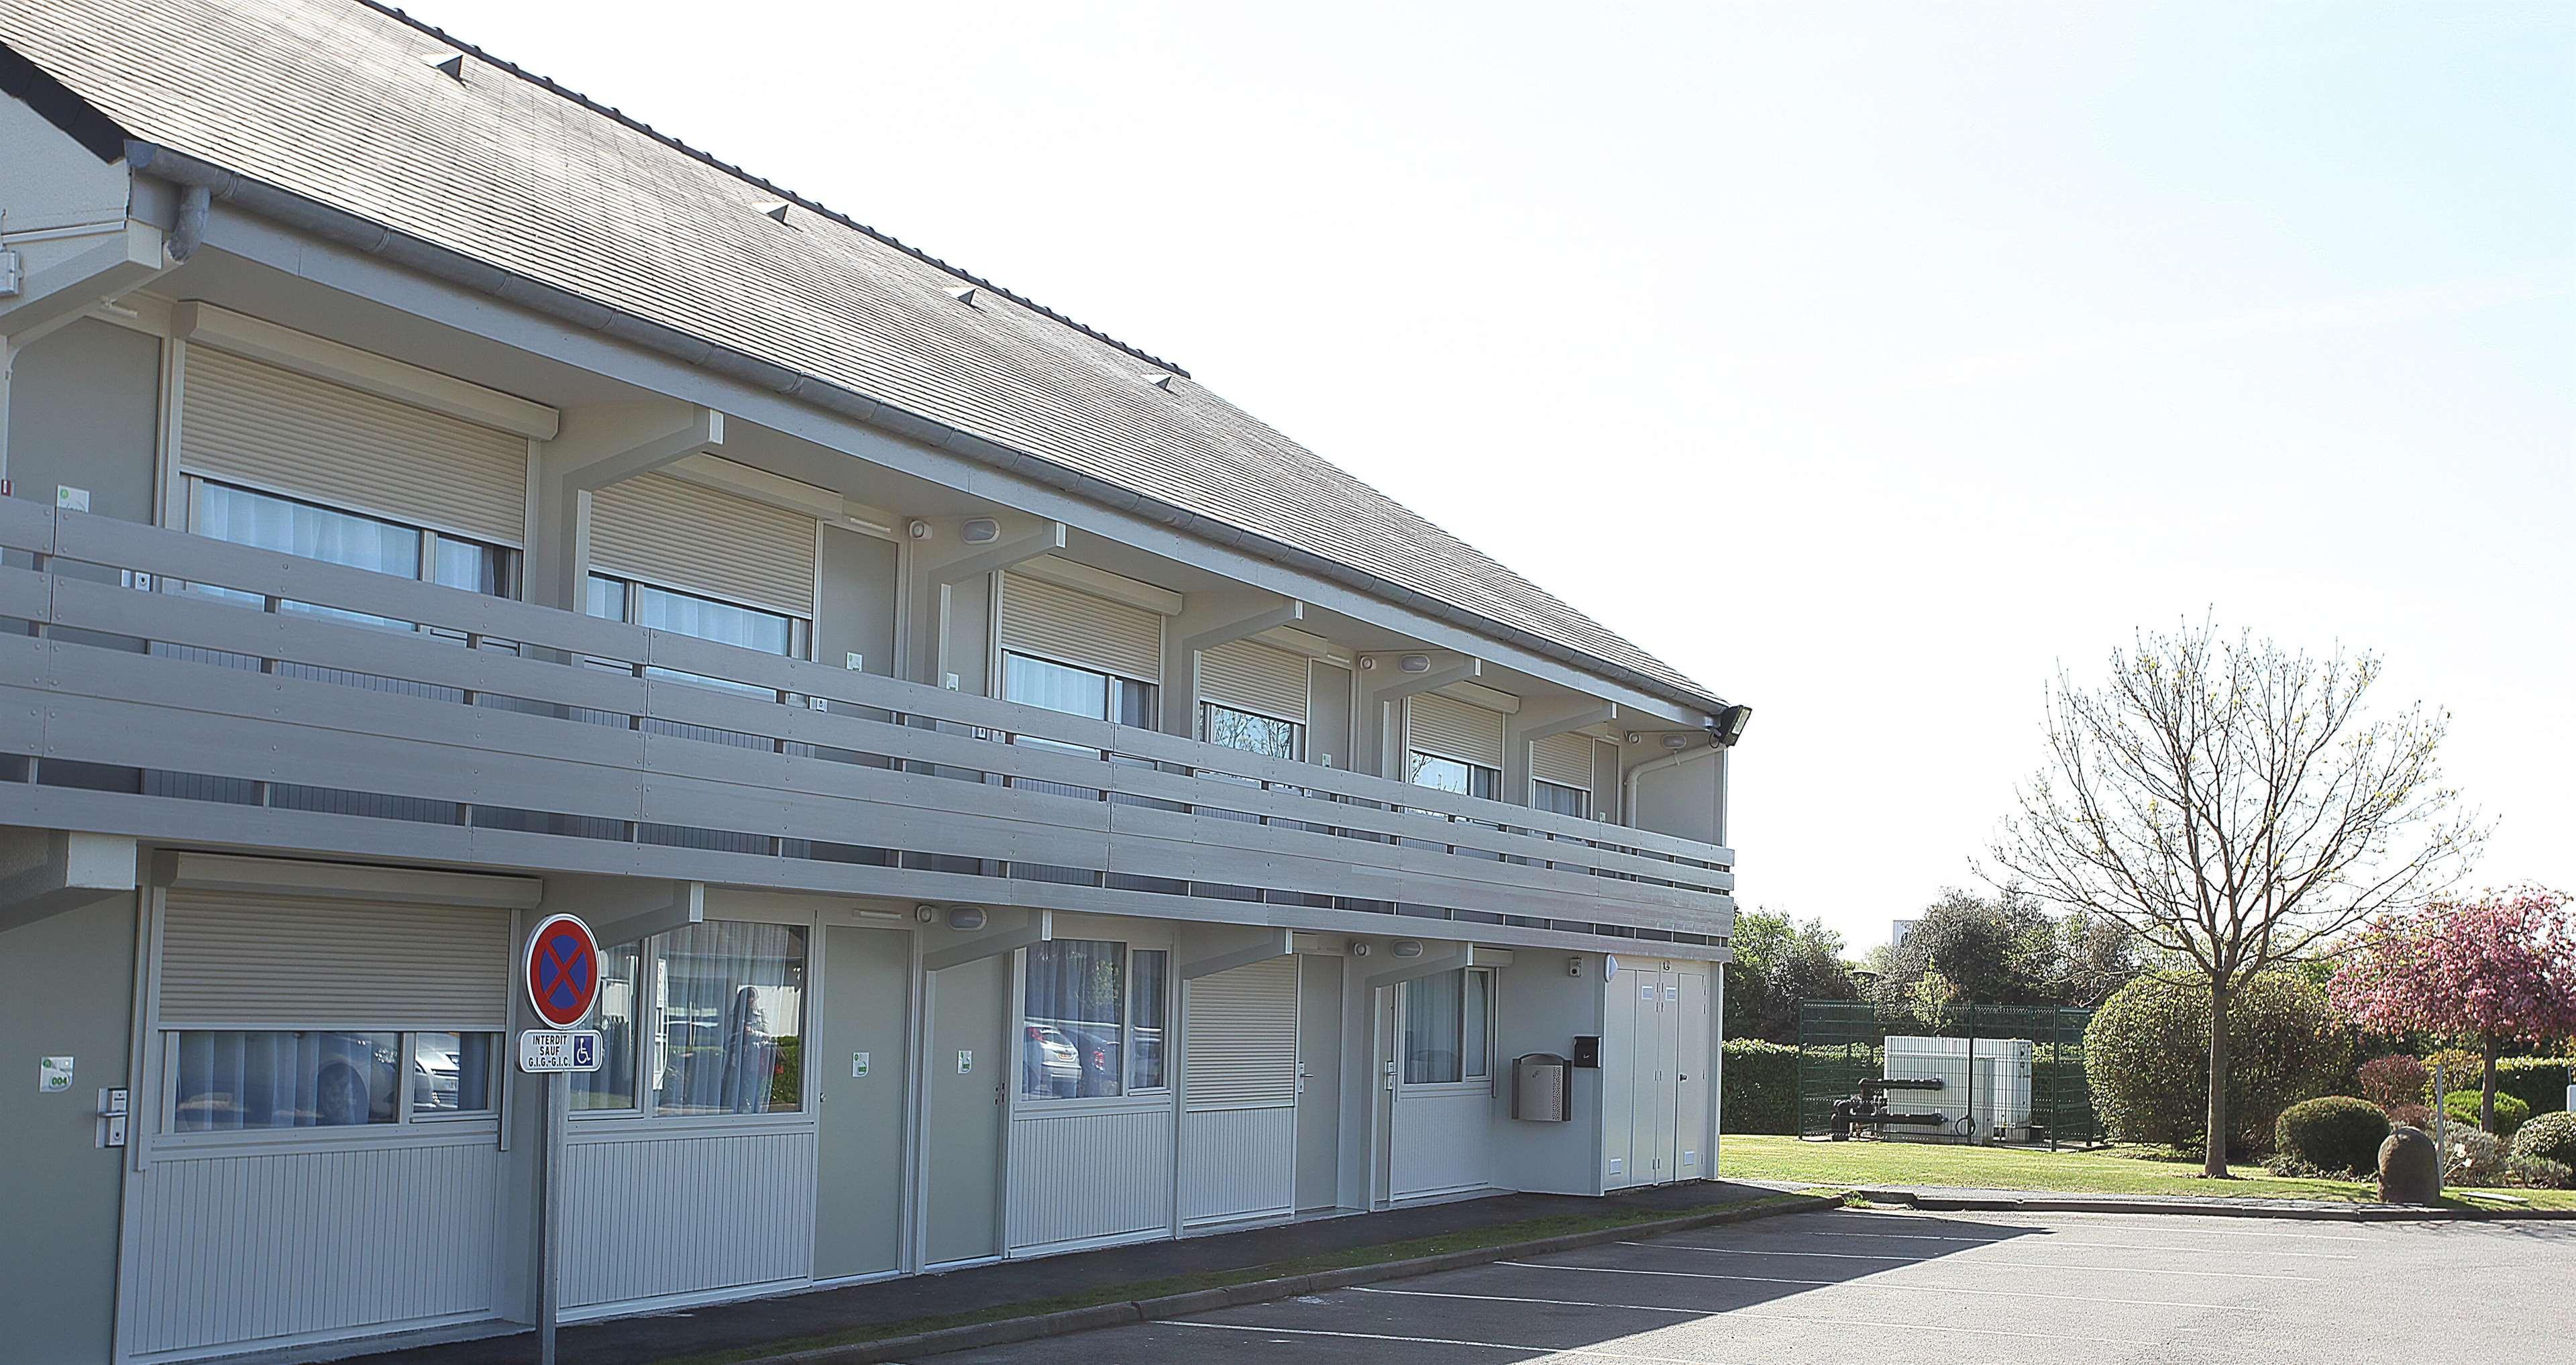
2443 1089 2530 1138
2420 1048 2482 1101
2273 1096 2390 1177
2084 971 2350 1155
2504 1155 2574 1191
2512 1110 2576 1168
1721 1038 1797 1134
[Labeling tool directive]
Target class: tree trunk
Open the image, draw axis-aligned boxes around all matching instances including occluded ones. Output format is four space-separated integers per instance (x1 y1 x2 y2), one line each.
2204 975 2232 1179
2482 1035 2502 1134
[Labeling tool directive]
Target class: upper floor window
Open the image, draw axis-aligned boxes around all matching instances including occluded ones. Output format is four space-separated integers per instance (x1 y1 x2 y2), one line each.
190 478 515 622
1005 652 1156 730
1532 779 1589 818
1021 938 1170 1099
1201 702 1303 761
586 573 803 655
1408 751 1498 800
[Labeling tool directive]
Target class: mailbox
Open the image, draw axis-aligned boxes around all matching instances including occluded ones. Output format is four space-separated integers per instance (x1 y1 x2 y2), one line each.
1513 1052 1572 1122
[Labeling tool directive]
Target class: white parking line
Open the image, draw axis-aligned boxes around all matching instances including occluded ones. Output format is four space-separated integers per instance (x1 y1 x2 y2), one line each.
1166 1319 1782 1364
1348 1285 2157 1347
1495 1260 2258 1311
1627 1241 2322 1281
1791 1229 2360 1259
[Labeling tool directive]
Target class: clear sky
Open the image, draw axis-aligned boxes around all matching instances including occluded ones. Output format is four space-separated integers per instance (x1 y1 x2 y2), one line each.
403 0 2573 952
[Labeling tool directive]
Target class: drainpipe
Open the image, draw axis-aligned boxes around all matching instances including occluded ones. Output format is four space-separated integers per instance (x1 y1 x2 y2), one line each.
169 183 211 262
1621 741 1721 834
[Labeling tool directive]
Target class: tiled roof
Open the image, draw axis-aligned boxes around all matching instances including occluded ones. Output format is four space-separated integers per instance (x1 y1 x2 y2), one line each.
0 0 1723 710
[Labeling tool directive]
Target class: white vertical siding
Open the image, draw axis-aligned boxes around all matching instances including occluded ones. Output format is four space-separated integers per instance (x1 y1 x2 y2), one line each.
126 1138 502 1358
1391 1088 1494 1201
1178 1106 1295 1227
1004 1105 1174 1252
558 1127 818 1309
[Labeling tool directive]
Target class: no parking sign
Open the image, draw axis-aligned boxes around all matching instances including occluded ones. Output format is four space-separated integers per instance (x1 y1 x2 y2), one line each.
523 913 601 1028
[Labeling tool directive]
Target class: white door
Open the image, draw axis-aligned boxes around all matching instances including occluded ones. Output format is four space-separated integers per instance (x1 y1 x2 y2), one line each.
1644 966 1680 1183
1674 969 1710 1181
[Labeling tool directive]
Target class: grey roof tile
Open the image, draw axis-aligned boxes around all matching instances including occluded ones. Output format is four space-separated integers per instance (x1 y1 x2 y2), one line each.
0 0 1721 709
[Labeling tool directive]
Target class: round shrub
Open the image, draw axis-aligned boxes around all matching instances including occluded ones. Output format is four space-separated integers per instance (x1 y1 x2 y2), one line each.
2443 1128 2506 1187
2510 1110 2576 1167
2274 1096 2391 1177
2357 1054 2428 1112
2504 1155 2574 1191
2084 971 2351 1154
2442 1089 2530 1138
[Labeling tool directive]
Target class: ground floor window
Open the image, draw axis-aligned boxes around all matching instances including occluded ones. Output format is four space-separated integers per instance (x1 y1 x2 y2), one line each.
1401 967 1495 1085
171 1030 500 1132
1022 938 1171 1099
574 920 808 1116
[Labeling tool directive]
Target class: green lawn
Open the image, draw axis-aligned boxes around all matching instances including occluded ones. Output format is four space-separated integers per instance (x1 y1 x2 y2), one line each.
1719 1133 2576 1211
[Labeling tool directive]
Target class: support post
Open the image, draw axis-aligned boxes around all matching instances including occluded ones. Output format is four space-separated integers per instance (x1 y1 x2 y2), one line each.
926 523 1065 689
537 1070 566 1365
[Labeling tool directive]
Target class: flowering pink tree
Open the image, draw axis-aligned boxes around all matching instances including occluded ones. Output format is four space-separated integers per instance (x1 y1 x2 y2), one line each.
2330 888 2576 1132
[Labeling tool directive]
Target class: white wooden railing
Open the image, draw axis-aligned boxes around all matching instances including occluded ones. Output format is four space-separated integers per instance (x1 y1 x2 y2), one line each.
0 500 1731 942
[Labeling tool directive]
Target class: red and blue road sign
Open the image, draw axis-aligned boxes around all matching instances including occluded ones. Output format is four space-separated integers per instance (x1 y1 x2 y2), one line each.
523 914 602 1028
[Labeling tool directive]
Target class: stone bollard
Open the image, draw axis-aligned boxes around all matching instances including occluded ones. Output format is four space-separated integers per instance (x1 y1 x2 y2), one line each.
2379 1125 2439 1204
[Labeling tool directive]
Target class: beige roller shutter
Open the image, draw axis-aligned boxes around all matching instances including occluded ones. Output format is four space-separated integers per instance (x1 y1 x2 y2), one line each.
1409 693 1504 769
1183 955 1299 1109
1000 572 1162 681
1199 639 1307 722
1532 731 1596 788
158 890 513 1030
180 345 529 547
590 472 816 617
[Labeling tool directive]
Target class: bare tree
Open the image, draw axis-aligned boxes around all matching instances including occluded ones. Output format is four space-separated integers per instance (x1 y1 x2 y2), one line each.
1988 620 2483 1177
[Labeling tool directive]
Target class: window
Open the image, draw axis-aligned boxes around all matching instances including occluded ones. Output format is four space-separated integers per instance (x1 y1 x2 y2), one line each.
1401 967 1494 1085
1408 751 1498 800
171 1030 499 1132
1005 652 1156 730
1532 779 1589 818
1021 938 1170 1099
572 922 808 1117
587 573 807 691
190 479 515 621
1201 702 1302 761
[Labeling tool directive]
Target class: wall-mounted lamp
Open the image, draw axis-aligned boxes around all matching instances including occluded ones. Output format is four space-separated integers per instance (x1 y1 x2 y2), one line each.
1391 939 1425 959
961 518 1000 545
1710 704 1754 749
1398 654 1432 674
945 906 987 931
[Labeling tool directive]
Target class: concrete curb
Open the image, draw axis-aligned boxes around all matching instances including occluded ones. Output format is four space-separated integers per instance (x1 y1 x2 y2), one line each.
743 1193 1843 1365
1849 1186 2576 1223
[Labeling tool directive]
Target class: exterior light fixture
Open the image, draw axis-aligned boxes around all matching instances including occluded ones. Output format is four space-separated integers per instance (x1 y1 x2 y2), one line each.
1391 939 1425 958
1710 704 1754 748
1398 654 1431 673
961 518 1000 544
945 906 987 930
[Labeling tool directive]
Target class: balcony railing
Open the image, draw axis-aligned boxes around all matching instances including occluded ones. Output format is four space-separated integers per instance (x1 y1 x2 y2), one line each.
0 500 1733 944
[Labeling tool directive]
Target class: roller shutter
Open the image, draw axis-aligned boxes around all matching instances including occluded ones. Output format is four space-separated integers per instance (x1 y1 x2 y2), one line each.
1532 731 1596 788
590 472 816 617
1000 572 1163 681
1183 955 1299 1108
1199 639 1307 722
180 345 529 547
158 890 513 1030
1409 693 1504 769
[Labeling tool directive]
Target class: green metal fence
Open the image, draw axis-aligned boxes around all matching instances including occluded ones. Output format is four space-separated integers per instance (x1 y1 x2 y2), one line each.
1795 1000 2101 1148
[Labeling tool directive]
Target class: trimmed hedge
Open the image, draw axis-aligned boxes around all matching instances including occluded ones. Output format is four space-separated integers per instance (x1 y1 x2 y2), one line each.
2497 1058 2573 1115
2274 1096 2389 1177
1721 1038 1797 1134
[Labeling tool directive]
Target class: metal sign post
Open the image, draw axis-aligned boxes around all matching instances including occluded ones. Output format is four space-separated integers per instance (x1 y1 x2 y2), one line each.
519 914 603 1365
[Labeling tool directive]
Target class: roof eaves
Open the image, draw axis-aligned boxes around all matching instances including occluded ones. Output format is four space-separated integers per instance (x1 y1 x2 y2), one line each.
0 38 129 162
121 138 1728 717
362 2 1190 378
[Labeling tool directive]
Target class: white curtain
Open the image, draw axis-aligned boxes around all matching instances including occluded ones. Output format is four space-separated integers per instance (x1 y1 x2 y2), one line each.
1405 971 1464 1084
655 921 806 1115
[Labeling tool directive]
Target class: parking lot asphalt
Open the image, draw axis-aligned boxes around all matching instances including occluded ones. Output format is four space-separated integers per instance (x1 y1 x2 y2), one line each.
925 1205 2576 1364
